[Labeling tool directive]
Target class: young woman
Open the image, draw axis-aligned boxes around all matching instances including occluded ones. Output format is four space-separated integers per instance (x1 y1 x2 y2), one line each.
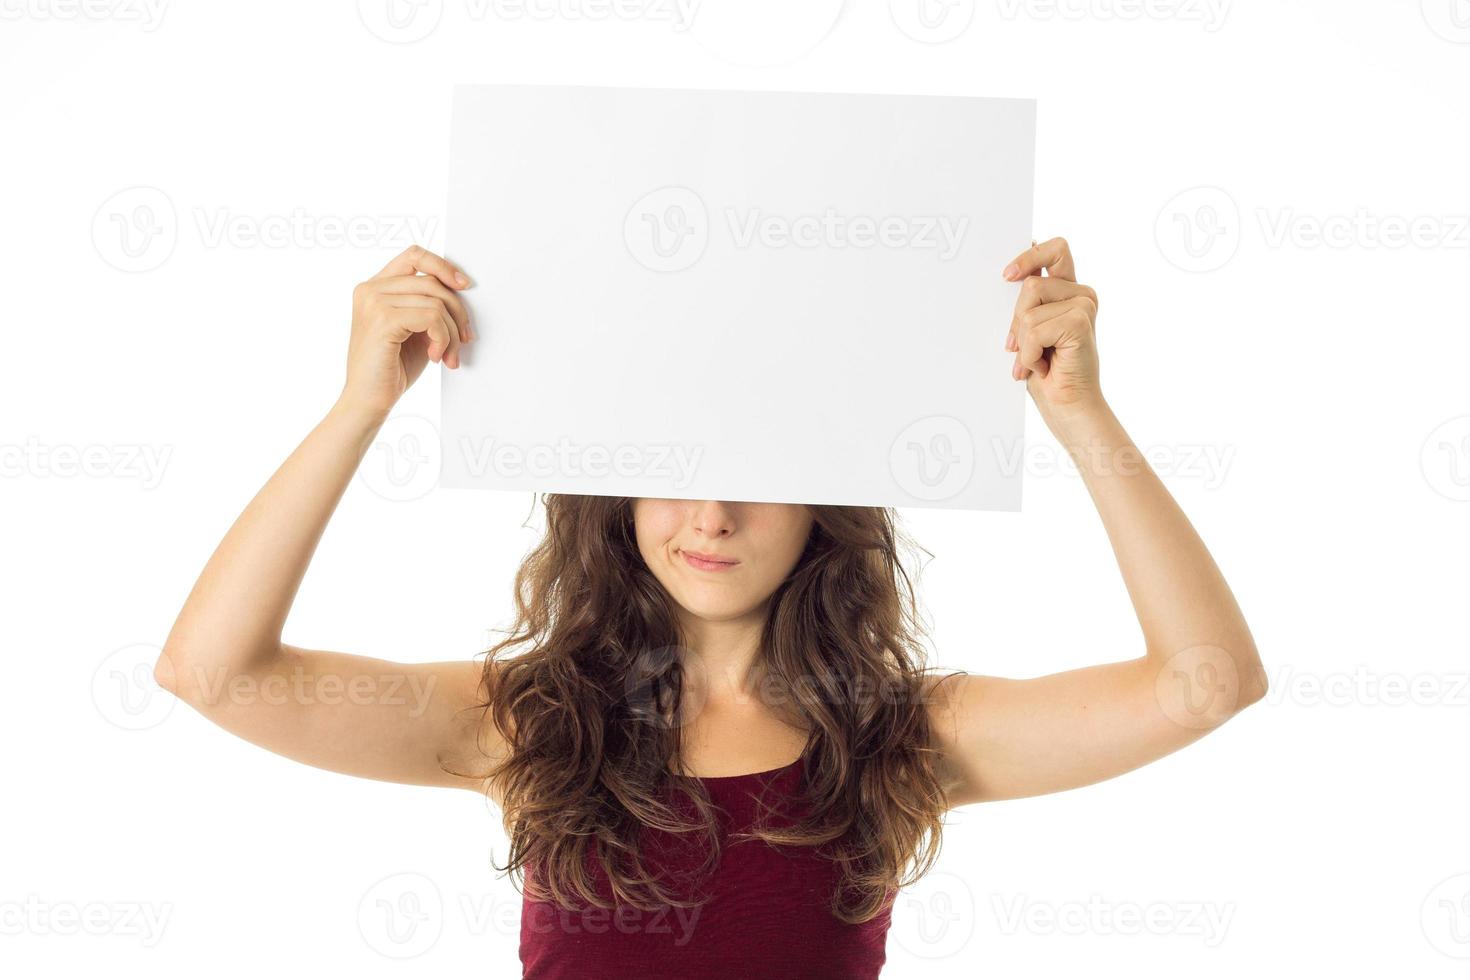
157 239 1266 978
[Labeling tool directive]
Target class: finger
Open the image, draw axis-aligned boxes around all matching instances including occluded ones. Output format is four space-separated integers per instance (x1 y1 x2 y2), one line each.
1013 275 1095 314
1020 294 1097 336
373 244 472 291
1014 304 1092 379
414 305 461 368
413 302 462 367
1016 330 1049 379
387 293 472 346
376 275 472 340
441 308 462 368
1006 278 1097 349
1012 298 1093 377
1015 296 1094 351
1003 237 1076 282
389 307 454 365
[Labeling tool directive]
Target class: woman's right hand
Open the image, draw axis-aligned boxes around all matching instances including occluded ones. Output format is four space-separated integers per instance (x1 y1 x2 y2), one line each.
340 244 474 422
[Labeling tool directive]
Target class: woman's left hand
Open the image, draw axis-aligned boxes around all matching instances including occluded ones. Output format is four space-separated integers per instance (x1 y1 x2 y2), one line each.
1003 237 1102 426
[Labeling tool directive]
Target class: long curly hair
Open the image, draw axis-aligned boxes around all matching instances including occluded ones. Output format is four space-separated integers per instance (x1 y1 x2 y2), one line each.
465 494 949 924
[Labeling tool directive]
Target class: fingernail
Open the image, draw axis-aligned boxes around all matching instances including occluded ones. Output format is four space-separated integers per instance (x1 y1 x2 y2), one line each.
455 272 470 288
1003 264 1020 280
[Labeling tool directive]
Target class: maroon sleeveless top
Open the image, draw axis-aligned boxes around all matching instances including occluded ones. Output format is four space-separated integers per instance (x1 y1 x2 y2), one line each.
518 755 893 978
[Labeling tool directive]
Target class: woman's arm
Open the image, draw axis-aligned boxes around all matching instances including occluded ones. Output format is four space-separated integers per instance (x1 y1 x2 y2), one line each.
155 245 503 791
929 238 1267 807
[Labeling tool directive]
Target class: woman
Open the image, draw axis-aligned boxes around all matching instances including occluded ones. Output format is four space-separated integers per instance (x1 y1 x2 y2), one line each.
156 239 1266 978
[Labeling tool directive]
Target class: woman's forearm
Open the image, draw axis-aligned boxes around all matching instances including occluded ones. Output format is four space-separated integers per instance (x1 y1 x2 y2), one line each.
160 399 384 683
1050 399 1265 692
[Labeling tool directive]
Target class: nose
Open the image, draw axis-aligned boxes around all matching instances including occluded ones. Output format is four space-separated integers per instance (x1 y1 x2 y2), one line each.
690 500 735 538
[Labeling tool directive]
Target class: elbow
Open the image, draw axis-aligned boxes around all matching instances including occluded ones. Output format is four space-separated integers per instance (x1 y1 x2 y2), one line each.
153 647 183 698
1236 657 1269 711
154 646 207 705
1230 630 1268 711
1152 641 1266 730
154 644 279 708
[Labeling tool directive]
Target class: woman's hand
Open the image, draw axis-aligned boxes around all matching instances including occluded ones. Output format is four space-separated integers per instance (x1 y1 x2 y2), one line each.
1003 237 1101 429
340 244 474 422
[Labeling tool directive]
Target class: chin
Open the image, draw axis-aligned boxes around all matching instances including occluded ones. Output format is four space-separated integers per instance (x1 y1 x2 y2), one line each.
670 587 767 625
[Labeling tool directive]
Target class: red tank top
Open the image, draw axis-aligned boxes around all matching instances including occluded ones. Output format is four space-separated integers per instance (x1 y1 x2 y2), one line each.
518 755 893 978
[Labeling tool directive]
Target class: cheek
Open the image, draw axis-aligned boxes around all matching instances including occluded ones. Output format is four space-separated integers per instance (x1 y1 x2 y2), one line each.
754 513 813 574
632 501 681 563
782 528 813 571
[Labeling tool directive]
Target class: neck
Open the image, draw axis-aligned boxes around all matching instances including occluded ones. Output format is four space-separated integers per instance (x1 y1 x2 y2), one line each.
677 605 769 706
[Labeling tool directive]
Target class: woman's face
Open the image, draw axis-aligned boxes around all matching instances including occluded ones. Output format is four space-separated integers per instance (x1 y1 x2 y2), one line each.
632 499 814 623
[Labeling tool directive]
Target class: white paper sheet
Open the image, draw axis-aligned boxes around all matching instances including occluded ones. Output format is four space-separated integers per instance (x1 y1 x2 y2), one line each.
441 84 1034 510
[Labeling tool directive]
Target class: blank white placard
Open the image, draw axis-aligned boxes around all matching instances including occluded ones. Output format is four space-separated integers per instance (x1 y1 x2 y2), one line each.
441 84 1034 510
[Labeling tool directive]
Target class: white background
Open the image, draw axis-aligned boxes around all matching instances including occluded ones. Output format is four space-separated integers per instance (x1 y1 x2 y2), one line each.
3 1 1468 976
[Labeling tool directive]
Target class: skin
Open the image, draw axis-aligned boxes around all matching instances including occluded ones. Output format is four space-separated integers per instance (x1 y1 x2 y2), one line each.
631 498 816 777
156 240 1266 809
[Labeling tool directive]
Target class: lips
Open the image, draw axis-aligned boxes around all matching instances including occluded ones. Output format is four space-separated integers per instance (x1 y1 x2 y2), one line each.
679 549 740 572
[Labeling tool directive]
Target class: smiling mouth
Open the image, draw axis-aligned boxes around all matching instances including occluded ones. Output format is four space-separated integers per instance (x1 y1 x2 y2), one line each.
679 549 741 572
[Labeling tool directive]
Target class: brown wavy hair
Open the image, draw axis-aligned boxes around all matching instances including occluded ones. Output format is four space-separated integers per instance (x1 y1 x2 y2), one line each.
468 494 949 924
